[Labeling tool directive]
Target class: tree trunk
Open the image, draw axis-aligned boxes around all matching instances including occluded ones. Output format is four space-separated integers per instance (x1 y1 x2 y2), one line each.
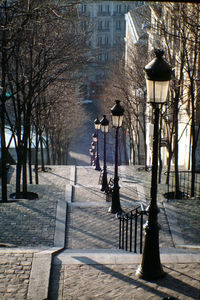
0 100 8 202
0 30 8 202
39 129 45 171
190 80 196 197
174 93 180 199
35 126 39 184
28 131 32 184
45 128 51 165
122 128 129 165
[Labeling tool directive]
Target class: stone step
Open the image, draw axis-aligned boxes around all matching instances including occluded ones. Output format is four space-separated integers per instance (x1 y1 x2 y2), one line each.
53 248 200 265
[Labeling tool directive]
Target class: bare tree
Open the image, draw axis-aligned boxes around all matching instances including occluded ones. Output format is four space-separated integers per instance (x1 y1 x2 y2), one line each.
1 0 89 199
149 2 200 197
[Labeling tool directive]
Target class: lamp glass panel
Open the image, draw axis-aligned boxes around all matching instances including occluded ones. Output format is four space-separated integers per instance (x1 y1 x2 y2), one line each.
101 125 109 133
112 115 124 127
94 123 101 130
118 115 124 127
146 79 169 103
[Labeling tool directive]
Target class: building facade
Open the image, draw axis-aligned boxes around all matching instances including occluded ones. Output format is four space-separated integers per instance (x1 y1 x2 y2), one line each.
124 5 150 164
124 2 200 172
78 1 144 100
147 3 200 170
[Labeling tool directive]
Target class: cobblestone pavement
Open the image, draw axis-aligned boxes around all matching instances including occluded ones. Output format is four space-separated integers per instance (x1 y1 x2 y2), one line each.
0 249 37 300
0 166 71 300
49 262 200 300
66 166 174 250
0 166 71 247
0 165 200 300
169 199 200 245
120 165 200 246
56 165 199 300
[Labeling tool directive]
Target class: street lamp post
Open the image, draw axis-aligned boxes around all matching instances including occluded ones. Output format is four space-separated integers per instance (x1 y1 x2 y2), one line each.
136 49 172 280
89 148 94 166
100 115 109 191
91 142 95 166
108 100 124 214
94 117 101 171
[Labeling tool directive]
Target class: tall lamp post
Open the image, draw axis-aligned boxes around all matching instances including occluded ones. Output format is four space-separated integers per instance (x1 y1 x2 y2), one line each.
91 142 95 166
100 115 109 191
89 148 94 166
94 117 101 171
108 100 124 214
136 49 172 280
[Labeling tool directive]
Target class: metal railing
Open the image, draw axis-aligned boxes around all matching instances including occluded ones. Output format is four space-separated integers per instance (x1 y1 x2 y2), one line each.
118 204 147 253
165 171 200 200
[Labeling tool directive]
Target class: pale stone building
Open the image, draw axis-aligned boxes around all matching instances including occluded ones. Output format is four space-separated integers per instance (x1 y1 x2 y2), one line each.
77 1 144 100
124 4 150 164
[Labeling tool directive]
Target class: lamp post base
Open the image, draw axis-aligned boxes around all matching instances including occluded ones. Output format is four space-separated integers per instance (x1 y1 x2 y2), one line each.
95 155 101 171
101 171 108 191
135 211 165 281
108 181 123 214
136 264 165 280
108 206 123 214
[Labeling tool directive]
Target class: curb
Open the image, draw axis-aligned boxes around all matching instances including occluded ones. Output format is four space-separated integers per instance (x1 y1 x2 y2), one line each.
27 247 62 300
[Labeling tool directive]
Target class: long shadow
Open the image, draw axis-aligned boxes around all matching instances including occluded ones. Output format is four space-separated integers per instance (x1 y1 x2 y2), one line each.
65 206 119 249
70 257 200 299
48 257 62 300
0 202 56 246
0 184 65 246
44 172 74 183
68 224 118 248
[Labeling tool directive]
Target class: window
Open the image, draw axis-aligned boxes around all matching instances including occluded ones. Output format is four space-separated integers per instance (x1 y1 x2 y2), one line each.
116 20 121 30
106 5 110 13
97 36 102 46
104 53 109 61
105 36 109 45
124 5 130 13
116 5 121 13
104 20 110 31
81 5 87 13
98 5 103 14
98 53 103 61
98 21 103 30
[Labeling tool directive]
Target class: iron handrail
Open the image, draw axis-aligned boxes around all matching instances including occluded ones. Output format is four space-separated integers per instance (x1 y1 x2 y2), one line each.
118 204 147 253
164 170 200 200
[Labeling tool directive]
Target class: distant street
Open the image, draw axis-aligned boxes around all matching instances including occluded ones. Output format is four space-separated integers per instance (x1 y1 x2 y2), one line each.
67 100 115 166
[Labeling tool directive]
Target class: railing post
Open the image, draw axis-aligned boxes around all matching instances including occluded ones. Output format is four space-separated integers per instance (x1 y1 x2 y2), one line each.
140 211 144 254
118 205 146 254
130 212 133 252
134 210 137 253
122 218 124 249
125 217 128 251
119 216 122 249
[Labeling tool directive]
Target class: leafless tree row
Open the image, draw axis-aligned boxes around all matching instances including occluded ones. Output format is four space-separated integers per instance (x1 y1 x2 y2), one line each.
0 0 89 201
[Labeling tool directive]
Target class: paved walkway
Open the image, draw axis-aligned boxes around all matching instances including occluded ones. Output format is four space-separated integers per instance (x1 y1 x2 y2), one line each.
0 165 199 299
50 165 200 300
